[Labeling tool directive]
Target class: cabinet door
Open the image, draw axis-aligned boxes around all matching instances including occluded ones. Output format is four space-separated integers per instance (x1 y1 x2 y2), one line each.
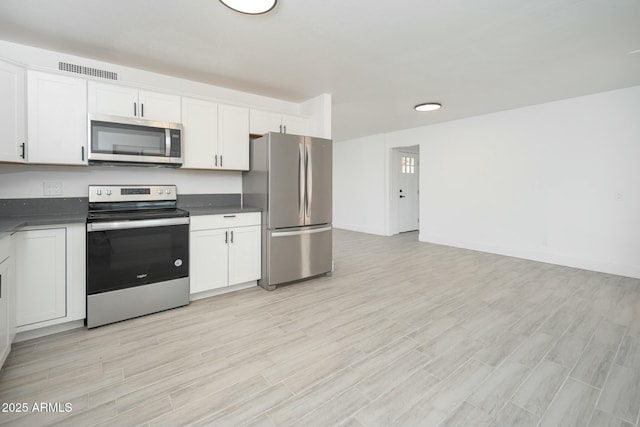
0 258 10 367
27 71 87 165
250 109 282 136
228 225 261 285
181 97 217 169
88 81 138 118
218 104 249 170
190 228 229 293
15 228 66 327
138 90 181 122
282 114 310 136
0 60 26 163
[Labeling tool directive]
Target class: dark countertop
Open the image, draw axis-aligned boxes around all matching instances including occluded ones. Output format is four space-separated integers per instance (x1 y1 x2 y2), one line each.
0 214 87 238
184 206 262 216
0 208 261 237
0 194 260 238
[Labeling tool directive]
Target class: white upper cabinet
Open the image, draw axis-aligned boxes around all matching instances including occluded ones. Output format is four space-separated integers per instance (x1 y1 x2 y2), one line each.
88 81 181 123
27 71 88 165
182 99 248 171
249 109 282 135
181 97 218 169
88 82 137 118
218 104 249 171
282 114 310 136
250 109 310 136
0 60 26 163
138 90 182 123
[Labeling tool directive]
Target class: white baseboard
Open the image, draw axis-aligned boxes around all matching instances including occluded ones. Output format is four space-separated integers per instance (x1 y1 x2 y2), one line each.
14 320 85 343
421 234 640 279
333 223 386 236
190 281 257 301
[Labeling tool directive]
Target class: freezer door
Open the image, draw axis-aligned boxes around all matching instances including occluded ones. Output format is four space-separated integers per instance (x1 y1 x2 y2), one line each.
267 225 332 285
268 133 306 229
304 137 332 226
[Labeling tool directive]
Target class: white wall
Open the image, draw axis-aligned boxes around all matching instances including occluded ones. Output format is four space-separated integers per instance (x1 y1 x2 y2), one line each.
335 85 640 278
333 134 386 235
0 164 240 198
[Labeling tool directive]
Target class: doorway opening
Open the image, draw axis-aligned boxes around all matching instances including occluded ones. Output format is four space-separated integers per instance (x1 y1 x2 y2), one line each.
391 145 420 235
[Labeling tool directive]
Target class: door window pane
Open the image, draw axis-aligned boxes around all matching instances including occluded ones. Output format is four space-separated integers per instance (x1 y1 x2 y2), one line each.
401 156 415 174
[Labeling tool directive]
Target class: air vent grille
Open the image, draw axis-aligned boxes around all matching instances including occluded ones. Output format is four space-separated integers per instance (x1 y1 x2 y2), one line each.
58 62 118 80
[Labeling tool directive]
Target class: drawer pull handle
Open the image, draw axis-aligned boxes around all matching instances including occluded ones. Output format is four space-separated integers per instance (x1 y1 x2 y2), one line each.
223 215 236 218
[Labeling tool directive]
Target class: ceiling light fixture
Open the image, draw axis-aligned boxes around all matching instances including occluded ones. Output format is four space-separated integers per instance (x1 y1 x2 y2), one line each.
219 0 277 14
414 103 442 112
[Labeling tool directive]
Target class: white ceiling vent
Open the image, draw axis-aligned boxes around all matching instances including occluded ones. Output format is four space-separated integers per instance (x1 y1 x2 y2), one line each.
58 62 118 80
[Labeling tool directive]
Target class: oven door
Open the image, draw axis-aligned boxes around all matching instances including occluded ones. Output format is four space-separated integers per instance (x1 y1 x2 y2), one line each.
87 217 189 295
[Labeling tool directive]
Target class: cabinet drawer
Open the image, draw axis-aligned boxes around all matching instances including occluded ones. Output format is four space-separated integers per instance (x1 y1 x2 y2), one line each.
190 212 261 231
0 235 9 262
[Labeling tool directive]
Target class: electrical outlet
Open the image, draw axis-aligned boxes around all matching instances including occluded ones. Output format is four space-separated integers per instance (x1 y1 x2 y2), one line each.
614 192 623 202
43 182 63 196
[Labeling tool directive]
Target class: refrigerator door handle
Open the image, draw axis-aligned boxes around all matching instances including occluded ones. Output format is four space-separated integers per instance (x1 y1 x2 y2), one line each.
272 226 332 237
305 142 312 220
298 142 305 221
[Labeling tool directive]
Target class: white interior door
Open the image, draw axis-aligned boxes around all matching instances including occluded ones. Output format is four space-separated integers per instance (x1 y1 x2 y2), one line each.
397 151 419 232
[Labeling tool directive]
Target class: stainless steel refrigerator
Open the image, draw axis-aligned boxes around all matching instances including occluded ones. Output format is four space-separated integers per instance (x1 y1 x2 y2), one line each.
243 132 332 290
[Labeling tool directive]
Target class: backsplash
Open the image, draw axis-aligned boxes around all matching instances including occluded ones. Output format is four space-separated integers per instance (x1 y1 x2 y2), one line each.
0 164 242 199
0 197 88 217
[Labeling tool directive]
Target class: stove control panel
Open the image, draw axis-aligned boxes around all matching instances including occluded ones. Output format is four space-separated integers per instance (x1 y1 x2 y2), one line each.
89 185 178 203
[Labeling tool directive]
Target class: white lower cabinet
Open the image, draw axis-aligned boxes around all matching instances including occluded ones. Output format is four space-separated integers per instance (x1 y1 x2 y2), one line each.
190 228 229 292
14 224 86 332
190 213 261 295
0 241 14 368
228 225 262 285
15 228 66 325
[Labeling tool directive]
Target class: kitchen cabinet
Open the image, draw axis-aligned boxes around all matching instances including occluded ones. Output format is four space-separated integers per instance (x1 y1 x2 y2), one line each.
14 224 85 332
190 213 261 294
217 104 250 170
181 97 218 169
88 81 181 123
181 99 249 171
0 235 14 369
250 109 310 136
0 60 26 163
27 71 88 165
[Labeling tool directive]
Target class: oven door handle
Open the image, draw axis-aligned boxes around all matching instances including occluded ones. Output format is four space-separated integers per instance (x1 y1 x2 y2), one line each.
87 217 190 232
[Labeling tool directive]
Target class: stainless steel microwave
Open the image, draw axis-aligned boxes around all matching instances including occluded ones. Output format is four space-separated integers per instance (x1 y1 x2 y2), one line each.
88 114 183 166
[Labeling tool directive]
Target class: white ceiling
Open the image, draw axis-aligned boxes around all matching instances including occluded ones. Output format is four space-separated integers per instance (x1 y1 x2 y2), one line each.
1 0 639 141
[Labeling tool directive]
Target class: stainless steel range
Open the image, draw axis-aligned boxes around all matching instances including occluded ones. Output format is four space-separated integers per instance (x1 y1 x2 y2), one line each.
86 185 190 328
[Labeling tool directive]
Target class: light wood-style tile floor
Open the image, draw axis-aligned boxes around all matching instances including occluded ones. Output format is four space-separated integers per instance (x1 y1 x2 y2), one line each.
2 229 640 426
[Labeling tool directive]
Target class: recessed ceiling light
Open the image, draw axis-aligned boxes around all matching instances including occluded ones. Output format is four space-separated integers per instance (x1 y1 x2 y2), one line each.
414 103 442 112
219 0 277 14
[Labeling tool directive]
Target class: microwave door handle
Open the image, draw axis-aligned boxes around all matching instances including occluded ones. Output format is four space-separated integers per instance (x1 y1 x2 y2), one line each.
165 129 171 157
